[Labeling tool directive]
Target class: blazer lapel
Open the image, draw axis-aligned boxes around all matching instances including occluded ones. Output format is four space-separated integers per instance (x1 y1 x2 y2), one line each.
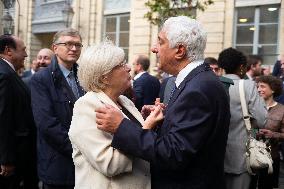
167 63 210 108
118 96 144 125
51 57 77 103
96 92 144 125
0 59 30 95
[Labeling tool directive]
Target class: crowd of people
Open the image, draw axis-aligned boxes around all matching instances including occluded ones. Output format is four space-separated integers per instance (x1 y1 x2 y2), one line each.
0 16 284 189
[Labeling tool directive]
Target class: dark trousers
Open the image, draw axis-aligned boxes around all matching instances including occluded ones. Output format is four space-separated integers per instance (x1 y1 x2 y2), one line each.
250 157 280 189
43 184 74 189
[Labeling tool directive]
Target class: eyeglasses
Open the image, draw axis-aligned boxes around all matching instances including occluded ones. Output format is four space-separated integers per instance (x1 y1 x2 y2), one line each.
113 60 129 70
55 42 83 50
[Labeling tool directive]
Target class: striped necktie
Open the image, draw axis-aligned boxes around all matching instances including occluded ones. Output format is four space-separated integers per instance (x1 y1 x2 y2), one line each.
67 71 79 99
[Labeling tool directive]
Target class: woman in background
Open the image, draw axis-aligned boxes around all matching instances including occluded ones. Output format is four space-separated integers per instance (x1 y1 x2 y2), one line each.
218 47 267 189
251 75 284 189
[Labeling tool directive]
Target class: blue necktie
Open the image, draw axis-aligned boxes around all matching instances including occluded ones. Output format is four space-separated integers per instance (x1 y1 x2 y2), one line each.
168 85 177 102
68 71 79 99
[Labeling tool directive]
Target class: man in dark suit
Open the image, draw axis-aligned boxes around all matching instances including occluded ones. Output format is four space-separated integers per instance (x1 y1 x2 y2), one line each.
30 29 84 189
95 16 231 189
21 59 39 78
133 55 160 111
0 35 38 188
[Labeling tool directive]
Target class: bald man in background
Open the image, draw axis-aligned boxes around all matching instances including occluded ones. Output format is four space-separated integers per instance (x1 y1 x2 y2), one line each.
36 48 54 68
23 48 54 88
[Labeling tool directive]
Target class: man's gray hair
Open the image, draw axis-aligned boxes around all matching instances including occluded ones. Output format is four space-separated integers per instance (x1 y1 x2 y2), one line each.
162 16 207 62
53 28 82 44
78 40 125 92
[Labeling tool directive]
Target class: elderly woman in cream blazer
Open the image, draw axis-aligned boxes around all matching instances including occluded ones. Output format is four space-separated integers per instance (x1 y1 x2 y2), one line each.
68 40 162 189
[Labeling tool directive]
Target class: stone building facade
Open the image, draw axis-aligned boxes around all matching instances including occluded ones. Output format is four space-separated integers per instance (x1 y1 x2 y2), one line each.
1 0 283 72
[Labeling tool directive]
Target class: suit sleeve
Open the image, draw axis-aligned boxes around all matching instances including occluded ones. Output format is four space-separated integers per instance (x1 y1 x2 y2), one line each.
0 74 16 164
112 90 213 170
30 73 73 158
69 99 132 177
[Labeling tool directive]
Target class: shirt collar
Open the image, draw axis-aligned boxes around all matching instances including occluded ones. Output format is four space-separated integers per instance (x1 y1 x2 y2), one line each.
1 57 15 71
175 60 204 88
246 73 253 80
31 69 36 75
134 71 146 80
267 101 278 110
58 63 71 79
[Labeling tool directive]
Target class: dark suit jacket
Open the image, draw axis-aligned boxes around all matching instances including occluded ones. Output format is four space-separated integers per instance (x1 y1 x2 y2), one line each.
0 58 36 172
133 72 160 111
112 63 230 189
22 70 32 78
30 56 84 186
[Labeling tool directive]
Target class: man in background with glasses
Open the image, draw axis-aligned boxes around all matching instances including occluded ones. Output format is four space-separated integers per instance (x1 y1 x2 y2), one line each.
30 28 84 189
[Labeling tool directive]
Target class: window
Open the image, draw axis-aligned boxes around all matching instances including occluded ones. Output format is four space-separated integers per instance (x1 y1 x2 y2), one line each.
103 14 130 60
234 5 280 65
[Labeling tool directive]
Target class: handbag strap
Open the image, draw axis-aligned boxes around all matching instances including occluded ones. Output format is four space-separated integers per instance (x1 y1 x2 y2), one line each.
239 80 252 131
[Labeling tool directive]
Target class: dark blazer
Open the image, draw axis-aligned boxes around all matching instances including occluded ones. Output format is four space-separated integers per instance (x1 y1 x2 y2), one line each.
133 72 160 111
30 56 84 186
22 70 32 78
0 58 37 185
112 63 230 189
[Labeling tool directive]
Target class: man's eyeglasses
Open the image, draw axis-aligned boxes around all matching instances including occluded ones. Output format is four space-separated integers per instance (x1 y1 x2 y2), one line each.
55 42 83 50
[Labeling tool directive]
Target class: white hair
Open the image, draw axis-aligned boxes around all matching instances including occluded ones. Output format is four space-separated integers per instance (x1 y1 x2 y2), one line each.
78 40 125 92
162 16 207 62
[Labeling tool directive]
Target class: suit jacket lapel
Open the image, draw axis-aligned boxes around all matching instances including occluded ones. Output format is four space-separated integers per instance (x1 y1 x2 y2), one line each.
0 58 30 95
96 92 144 125
51 57 77 103
167 63 210 108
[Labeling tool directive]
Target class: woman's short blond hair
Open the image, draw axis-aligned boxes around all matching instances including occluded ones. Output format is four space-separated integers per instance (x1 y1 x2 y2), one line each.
78 40 125 92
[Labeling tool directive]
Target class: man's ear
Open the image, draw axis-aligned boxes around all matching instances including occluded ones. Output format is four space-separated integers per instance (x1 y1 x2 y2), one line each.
4 46 13 56
52 44 58 54
175 44 186 60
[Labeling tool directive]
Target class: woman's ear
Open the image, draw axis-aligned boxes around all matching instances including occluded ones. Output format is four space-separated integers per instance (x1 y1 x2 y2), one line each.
100 75 109 85
175 44 187 60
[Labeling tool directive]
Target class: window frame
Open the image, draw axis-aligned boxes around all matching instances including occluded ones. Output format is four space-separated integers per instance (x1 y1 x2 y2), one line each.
233 5 280 64
103 14 130 59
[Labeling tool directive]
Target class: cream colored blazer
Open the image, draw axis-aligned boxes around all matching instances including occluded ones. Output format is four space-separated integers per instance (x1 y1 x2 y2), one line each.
69 91 151 189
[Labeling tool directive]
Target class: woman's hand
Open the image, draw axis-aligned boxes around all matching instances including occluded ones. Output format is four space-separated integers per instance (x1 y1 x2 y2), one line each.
141 98 165 119
143 105 164 129
259 129 280 139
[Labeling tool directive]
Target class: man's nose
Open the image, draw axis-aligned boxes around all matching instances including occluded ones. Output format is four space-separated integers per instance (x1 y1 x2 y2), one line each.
151 45 158 53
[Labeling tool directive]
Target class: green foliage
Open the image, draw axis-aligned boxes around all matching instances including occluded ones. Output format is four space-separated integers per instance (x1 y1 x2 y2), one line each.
144 0 214 25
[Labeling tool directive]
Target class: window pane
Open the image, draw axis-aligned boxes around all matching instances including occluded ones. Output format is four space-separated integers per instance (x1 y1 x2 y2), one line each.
105 33 116 43
119 33 129 47
123 48 129 61
236 46 253 56
237 7 254 24
259 25 278 44
236 26 254 44
260 5 279 23
258 45 277 55
258 46 277 65
120 16 130 31
106 17 116 32
261 55 277 65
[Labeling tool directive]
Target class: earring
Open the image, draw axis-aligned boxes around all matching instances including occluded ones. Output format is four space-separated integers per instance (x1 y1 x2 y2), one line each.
240 68 244 76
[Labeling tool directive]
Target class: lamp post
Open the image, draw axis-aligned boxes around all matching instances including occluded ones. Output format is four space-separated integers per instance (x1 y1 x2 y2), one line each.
62 0 74 28
1 0 15 34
